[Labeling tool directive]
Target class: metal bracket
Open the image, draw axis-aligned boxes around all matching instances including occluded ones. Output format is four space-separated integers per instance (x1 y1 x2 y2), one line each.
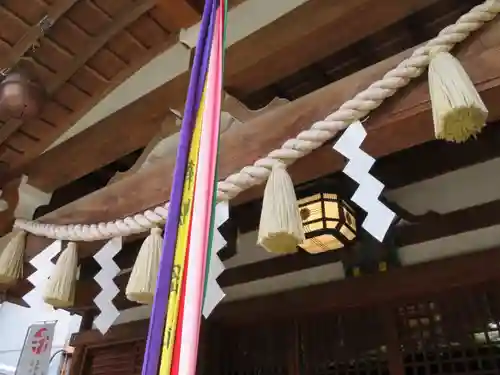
39 15 54 32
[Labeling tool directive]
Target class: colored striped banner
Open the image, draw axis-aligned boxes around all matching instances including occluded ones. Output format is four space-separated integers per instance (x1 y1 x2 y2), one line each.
141 1 226 374
141 1 216 375
177 2 226 375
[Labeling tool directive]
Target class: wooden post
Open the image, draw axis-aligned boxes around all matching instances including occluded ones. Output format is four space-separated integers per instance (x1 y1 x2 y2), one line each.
287 320 301 375
381 306 405 375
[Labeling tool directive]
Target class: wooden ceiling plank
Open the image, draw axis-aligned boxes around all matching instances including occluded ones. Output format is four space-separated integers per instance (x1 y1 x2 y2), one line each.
0 0 79 71
24 0 441 192
30 21 500 228
155 0 200 29
0 0 159 146
24 71 190 191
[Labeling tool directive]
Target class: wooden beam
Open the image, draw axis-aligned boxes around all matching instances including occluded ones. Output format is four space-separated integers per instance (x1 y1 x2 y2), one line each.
373 123 500 190
213 246 500 324
396 199 500 247
0 0 79 70
0 0 160 145
155 0 200 29
64 239 500 316
25 0 441 192
232 122 500 235
54 197 500 310
70 320 149 347
224 0 440 96
220 198 500 286
32 23 500 228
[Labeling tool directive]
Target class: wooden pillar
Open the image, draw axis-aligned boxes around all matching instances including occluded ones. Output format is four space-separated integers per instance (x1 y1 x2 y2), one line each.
67 345 86 375
80 310 95 331
381 306 405 375
67 310 94 375
287 320 301 375
196 321 209 375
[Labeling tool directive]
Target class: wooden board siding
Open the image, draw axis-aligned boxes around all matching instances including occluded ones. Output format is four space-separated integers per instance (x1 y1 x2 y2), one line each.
84 341 145 375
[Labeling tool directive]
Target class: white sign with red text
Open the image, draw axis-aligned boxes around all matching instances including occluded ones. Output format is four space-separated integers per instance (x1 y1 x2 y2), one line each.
15 322 56 375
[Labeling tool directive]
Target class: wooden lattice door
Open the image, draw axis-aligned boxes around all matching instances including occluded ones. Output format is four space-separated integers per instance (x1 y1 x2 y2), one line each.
82 340 145 375
206 309 390 375
206 320 294 375
206 283 500 375
299 308 390 375
395 283 500 375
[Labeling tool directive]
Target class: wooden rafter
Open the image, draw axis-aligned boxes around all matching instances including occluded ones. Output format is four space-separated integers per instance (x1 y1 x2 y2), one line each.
224 0 441 96
28 19 500 229
156 0 199 29
0 0 79 71
0 0 161 146
23 0 442 192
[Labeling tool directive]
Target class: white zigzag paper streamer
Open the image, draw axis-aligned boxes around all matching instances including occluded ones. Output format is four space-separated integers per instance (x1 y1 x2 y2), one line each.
333 120 396 242
202 201 229 318
24 240 62 310
93 236 122 334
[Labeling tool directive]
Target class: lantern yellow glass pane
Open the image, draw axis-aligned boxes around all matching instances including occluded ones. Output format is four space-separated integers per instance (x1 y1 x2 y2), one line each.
300 201 323 224
343 206 357 228
303 220 324 233
297 194 322 206
324 201 340 220
339 223 356 241
323 193 338 200
298 192 357 253
325 220 340 229
300 234 344 254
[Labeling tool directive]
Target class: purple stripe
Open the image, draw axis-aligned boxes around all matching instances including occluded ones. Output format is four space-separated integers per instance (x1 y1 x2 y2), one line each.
141 1 216 375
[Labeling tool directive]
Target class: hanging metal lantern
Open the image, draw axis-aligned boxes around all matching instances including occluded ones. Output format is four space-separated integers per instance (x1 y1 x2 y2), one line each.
0 67 45 120
297 181 358 254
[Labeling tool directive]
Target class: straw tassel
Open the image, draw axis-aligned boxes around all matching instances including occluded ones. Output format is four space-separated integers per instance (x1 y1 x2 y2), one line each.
258 163 305 253
0 231 25 285
428 51 488 143
43 241 78 308
126 227 163 305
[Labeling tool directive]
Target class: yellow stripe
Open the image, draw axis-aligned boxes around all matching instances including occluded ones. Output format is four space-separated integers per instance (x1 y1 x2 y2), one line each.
158 87 206 375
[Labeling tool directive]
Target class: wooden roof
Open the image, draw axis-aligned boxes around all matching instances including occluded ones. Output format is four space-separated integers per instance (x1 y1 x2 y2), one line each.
0 0 466 192
0 0 201 172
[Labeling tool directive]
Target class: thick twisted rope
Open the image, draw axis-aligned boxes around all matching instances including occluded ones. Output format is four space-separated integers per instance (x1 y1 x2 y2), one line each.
14 0 500 241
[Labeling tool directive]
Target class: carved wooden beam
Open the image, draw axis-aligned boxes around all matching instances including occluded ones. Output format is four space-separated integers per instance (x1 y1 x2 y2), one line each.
107 94 289 183
23 0 441 192
30 20 500 230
